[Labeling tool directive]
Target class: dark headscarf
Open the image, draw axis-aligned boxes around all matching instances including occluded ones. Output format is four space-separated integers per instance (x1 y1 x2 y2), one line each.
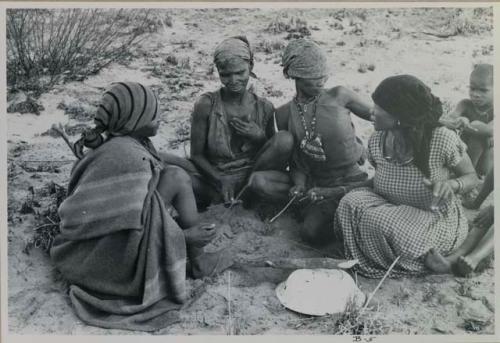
372 75 443 177
282 39 328 79
213 36 256 78
74 82 158 159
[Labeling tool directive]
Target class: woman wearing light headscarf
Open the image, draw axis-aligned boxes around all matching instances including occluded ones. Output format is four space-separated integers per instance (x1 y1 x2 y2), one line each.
334 75 479 278
51 82 231 332
276 39 373 245
163 36 293 207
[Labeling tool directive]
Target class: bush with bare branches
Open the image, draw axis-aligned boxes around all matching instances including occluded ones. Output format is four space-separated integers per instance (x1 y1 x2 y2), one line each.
7 8 153 95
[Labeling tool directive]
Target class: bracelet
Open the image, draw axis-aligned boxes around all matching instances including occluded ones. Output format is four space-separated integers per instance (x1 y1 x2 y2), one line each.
454 178 464 194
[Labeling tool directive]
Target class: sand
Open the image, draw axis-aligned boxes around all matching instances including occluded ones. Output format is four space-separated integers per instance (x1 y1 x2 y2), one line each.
7 8 495 335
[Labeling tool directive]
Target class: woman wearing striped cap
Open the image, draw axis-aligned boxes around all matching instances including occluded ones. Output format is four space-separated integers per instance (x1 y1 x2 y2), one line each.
162 36 294 207
50 82 232 331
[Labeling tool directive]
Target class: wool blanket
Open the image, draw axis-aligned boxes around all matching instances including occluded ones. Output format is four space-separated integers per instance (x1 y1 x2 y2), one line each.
50 136 187 331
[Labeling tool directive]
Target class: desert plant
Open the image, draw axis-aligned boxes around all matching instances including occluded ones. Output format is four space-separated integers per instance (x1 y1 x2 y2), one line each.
7 8 152 95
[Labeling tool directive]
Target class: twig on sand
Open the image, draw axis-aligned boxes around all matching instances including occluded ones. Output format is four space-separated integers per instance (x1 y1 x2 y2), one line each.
51 123 80 158
227 271 233 335
358 256 400 318
269 195 297 223
420 30 458 38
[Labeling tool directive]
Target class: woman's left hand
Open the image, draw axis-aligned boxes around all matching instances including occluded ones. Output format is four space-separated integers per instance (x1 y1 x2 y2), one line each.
306 187 345 203
230 118 265 141
423 178 454 208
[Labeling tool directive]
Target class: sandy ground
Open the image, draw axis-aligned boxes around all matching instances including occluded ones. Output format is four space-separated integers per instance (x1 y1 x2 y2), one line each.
6 8 496 335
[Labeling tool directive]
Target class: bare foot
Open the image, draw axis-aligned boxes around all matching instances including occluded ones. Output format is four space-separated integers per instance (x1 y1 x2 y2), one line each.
190 248 234 279
424 248 452 274
453 256 477 277
184 223 217 248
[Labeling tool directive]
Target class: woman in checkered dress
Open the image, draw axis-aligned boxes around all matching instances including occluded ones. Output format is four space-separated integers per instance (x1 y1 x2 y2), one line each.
334 75 479 278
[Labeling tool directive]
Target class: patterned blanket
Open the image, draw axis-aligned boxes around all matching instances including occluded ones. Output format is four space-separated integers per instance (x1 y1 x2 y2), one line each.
50 136 187 331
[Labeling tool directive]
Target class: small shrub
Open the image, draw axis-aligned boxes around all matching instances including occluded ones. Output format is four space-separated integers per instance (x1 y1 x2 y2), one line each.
7 9 152 96
255 39 286 54
266 15 311 38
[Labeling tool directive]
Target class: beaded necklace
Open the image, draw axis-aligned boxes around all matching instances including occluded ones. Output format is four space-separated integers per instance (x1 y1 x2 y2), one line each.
293 94 326 162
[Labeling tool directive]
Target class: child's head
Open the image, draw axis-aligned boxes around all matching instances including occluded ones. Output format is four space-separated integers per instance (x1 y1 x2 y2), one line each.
469 63 493 110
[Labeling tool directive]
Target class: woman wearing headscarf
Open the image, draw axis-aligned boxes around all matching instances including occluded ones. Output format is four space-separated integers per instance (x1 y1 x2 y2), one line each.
275 39 373 245
50 82 231 332
334 75 479 278
162 36 293 207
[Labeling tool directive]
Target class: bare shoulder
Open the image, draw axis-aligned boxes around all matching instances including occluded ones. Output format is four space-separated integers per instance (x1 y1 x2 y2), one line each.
254 93 275 114
192 94 212 119
275 101 292 130
324 86 354 104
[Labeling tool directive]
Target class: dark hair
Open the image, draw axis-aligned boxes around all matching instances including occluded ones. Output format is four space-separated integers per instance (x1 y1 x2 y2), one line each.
372 75 443 177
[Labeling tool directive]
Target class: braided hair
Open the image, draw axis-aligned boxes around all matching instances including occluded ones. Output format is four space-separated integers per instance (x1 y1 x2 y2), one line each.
372 75 443 177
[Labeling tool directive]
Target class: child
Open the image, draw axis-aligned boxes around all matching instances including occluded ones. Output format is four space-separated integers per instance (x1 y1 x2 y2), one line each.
442 64 493 177
426 168 493 276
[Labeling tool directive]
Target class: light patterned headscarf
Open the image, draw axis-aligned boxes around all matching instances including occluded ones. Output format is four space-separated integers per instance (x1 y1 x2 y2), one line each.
74 82 158 158
213 36 256 78
282 39 328 79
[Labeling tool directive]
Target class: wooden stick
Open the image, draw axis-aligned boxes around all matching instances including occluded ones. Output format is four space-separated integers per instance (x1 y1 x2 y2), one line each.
51 123 80 158
227 271 232 335
358 256 400 317
269 195 297 223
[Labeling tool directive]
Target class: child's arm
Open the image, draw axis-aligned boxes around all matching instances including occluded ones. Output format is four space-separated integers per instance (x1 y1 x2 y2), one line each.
440 100 468 129
464 120 493 137
334 86 373 121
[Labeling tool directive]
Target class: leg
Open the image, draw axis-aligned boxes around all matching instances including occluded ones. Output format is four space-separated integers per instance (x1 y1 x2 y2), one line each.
160 152 218 208
248 170 291 201
464 167 494 209
157 166 199 229
300 205 336 246
477 144 493 178
455 225 494 276
253 131 293 172
464 136 485 173
424 225 484 274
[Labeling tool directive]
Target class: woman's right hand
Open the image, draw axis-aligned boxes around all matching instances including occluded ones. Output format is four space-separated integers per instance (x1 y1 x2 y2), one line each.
289 184 306 198
423 178 454 211
218 176 236 203
185 223 217 248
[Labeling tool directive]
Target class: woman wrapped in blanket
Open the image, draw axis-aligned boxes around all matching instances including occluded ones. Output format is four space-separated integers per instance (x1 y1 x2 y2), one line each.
274 39 374 245
334 75 479 278
162 36 294 207
50 82 232 332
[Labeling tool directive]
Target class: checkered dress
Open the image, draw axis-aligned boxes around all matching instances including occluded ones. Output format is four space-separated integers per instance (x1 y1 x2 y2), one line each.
334 127 469 278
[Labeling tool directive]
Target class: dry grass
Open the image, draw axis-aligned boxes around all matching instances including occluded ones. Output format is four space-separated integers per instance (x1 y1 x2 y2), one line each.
23 182 66 254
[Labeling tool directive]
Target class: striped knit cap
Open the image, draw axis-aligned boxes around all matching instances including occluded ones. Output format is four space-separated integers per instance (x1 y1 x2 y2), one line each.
74 82 159 159
95 82 158 136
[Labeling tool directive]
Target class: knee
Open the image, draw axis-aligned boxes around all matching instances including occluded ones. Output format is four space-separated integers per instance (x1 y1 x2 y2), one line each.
248 172 268 193
272 131 294 155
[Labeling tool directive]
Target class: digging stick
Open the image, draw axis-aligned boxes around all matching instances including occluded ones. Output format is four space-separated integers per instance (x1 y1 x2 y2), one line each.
269 194 297 223
235 257 359 270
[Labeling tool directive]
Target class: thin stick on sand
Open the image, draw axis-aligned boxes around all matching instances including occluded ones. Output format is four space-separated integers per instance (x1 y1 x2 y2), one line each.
230 184 249 209
358 256 400 318
51 123 79 158
227 271 232 335
269 194 297 223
